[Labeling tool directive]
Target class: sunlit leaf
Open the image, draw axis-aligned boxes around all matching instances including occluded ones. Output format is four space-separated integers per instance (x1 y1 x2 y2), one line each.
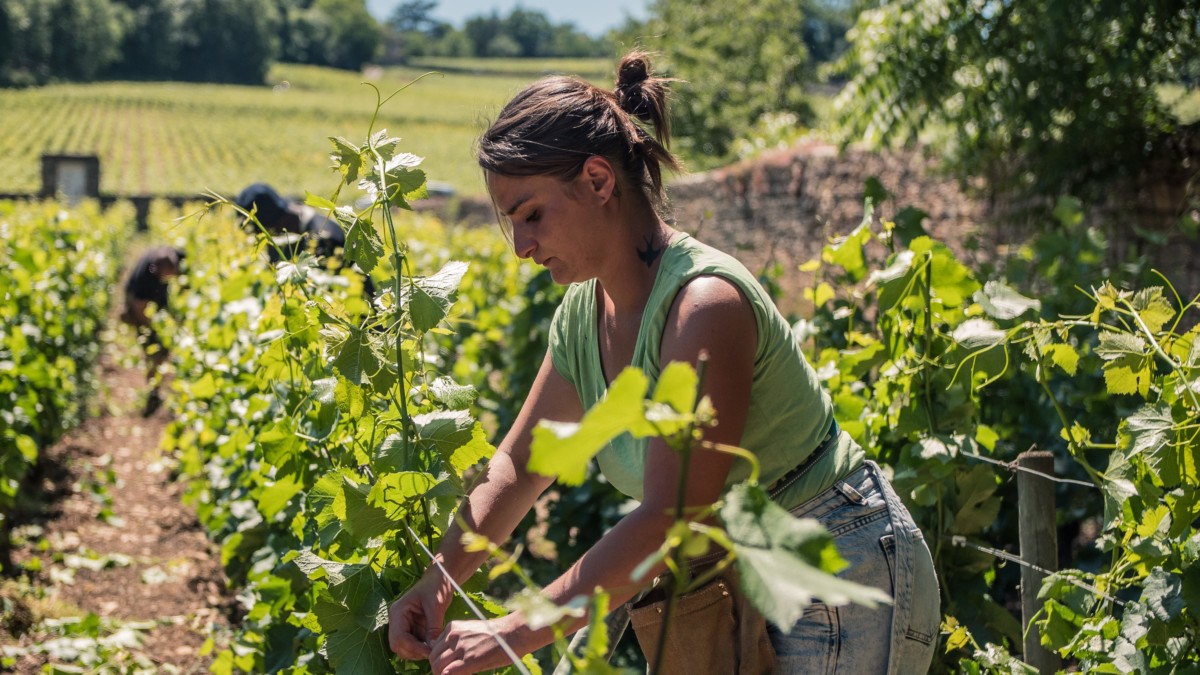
652 361 698 413
429 376 477 410
1130 287 1175 334
367 471 439 520
1044 343 1080 376
529 368 656 485
329 136 364 185
414 410 496 476
334 373 366 418
952 318 1005 349
257 474 303 520
975 280 1041 320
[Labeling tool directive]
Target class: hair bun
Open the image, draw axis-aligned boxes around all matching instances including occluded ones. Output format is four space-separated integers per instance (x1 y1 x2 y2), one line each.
615 52 655 119
616 53 651 90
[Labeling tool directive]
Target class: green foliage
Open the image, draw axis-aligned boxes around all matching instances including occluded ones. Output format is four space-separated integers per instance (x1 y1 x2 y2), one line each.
154 93 565 671
307 0 382 70
629 0 813 164
803 191 1199 671
834 0 1200 197
0 0 128 85
0 0 383 86
0 200 131 571
176 0 279 84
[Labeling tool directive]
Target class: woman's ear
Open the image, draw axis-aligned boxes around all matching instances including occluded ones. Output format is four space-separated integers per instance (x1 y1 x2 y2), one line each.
579 156 617 204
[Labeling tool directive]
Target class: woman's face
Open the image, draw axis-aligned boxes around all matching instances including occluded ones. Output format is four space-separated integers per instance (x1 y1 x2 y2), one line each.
486 171 608 285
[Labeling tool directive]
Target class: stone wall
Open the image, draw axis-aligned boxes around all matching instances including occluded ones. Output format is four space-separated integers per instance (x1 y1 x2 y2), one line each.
667 135 1200 314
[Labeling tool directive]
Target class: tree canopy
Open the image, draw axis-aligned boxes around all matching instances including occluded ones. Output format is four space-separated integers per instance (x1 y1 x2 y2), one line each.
619 0 855 166
834 0 1200 197
0 0 381 86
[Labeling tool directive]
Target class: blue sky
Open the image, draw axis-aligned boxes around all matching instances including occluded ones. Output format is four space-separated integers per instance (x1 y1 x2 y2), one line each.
365 0 649 36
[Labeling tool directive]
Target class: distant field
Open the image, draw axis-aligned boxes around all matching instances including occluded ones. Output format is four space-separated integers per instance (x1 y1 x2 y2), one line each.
409 56 610 80
0 60 603 200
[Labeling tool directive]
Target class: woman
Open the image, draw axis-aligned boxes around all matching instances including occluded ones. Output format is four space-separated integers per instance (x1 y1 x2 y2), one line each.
388 51 940 674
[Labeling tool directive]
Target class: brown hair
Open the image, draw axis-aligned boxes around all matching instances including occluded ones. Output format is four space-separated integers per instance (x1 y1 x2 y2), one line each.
478 51 682 212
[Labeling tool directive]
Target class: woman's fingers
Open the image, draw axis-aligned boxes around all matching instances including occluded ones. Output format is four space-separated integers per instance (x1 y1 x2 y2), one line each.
387 598 432 659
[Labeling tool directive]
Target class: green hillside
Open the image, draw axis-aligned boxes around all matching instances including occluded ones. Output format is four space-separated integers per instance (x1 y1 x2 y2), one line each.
0 60 605 200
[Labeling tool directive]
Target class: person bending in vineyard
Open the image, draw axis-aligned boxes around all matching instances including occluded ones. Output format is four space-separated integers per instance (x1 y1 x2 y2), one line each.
388 51 940 674
235 182 375 296
120 245 184 416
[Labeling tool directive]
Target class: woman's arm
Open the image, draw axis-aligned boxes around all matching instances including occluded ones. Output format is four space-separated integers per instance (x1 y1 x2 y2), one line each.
388 350 584 659
428 275 758 673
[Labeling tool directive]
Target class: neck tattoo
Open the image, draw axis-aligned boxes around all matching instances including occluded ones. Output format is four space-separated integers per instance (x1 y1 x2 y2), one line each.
636 234 664 267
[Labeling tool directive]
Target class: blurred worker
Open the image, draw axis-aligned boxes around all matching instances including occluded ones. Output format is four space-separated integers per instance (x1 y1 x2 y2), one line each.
234 182 374 295
120 245 185 416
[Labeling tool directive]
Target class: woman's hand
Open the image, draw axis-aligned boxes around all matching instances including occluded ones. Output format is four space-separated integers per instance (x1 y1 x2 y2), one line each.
428 614 524 675
388 573 455 661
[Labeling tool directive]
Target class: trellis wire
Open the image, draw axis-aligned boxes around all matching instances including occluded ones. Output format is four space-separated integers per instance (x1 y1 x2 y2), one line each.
960 451 1097 488
950 535 1124 606
404 523 531 675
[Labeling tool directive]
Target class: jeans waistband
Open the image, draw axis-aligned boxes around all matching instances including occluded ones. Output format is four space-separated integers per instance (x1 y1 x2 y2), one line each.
767 418 841 501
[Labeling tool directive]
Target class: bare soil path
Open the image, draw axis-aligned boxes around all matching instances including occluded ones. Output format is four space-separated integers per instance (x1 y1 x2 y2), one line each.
1 333 234 673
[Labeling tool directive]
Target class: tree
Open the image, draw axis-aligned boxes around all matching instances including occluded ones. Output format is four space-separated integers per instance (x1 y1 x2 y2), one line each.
48 0 128 81
108 0 186 79
177 0 279 84
834 0 1200 198
463 11 502 57
387 0 436 33
0 0 128 84
382 0 448 62
504 7 553 57
312 0 380 69
629 0 812 163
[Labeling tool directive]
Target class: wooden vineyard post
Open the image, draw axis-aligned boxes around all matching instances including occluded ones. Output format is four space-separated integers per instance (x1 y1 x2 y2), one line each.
1017 450 1062 674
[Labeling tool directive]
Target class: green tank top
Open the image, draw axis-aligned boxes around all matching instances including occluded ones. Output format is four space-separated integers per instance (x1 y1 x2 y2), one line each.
547 234 862 509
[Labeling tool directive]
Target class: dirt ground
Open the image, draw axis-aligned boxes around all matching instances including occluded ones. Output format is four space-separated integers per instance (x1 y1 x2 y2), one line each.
0 334 235 673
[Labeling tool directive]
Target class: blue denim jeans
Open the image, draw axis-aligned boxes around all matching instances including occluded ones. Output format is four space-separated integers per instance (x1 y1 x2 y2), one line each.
768 460 940 674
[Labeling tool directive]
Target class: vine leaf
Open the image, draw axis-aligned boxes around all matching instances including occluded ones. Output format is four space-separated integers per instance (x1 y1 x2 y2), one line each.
975 280 1041 320
652 361 698 414
414 410 496 478
335 373 366 418
952 318 1005 350
529 368 655 485
1044 343 1080 376
823 216 872 281
257 474 303 520
330 325 384 386
1130 288 1175 334
953 464 1002 535
308 471 352 549
299 555 392 675
409 261 469 333
429 376 478 410
257 419 301 466
1097 332 1152 396
721 483 890 629
329 136 364 186
1120 404 1176 482
368 471 439 520
340 212 384 274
